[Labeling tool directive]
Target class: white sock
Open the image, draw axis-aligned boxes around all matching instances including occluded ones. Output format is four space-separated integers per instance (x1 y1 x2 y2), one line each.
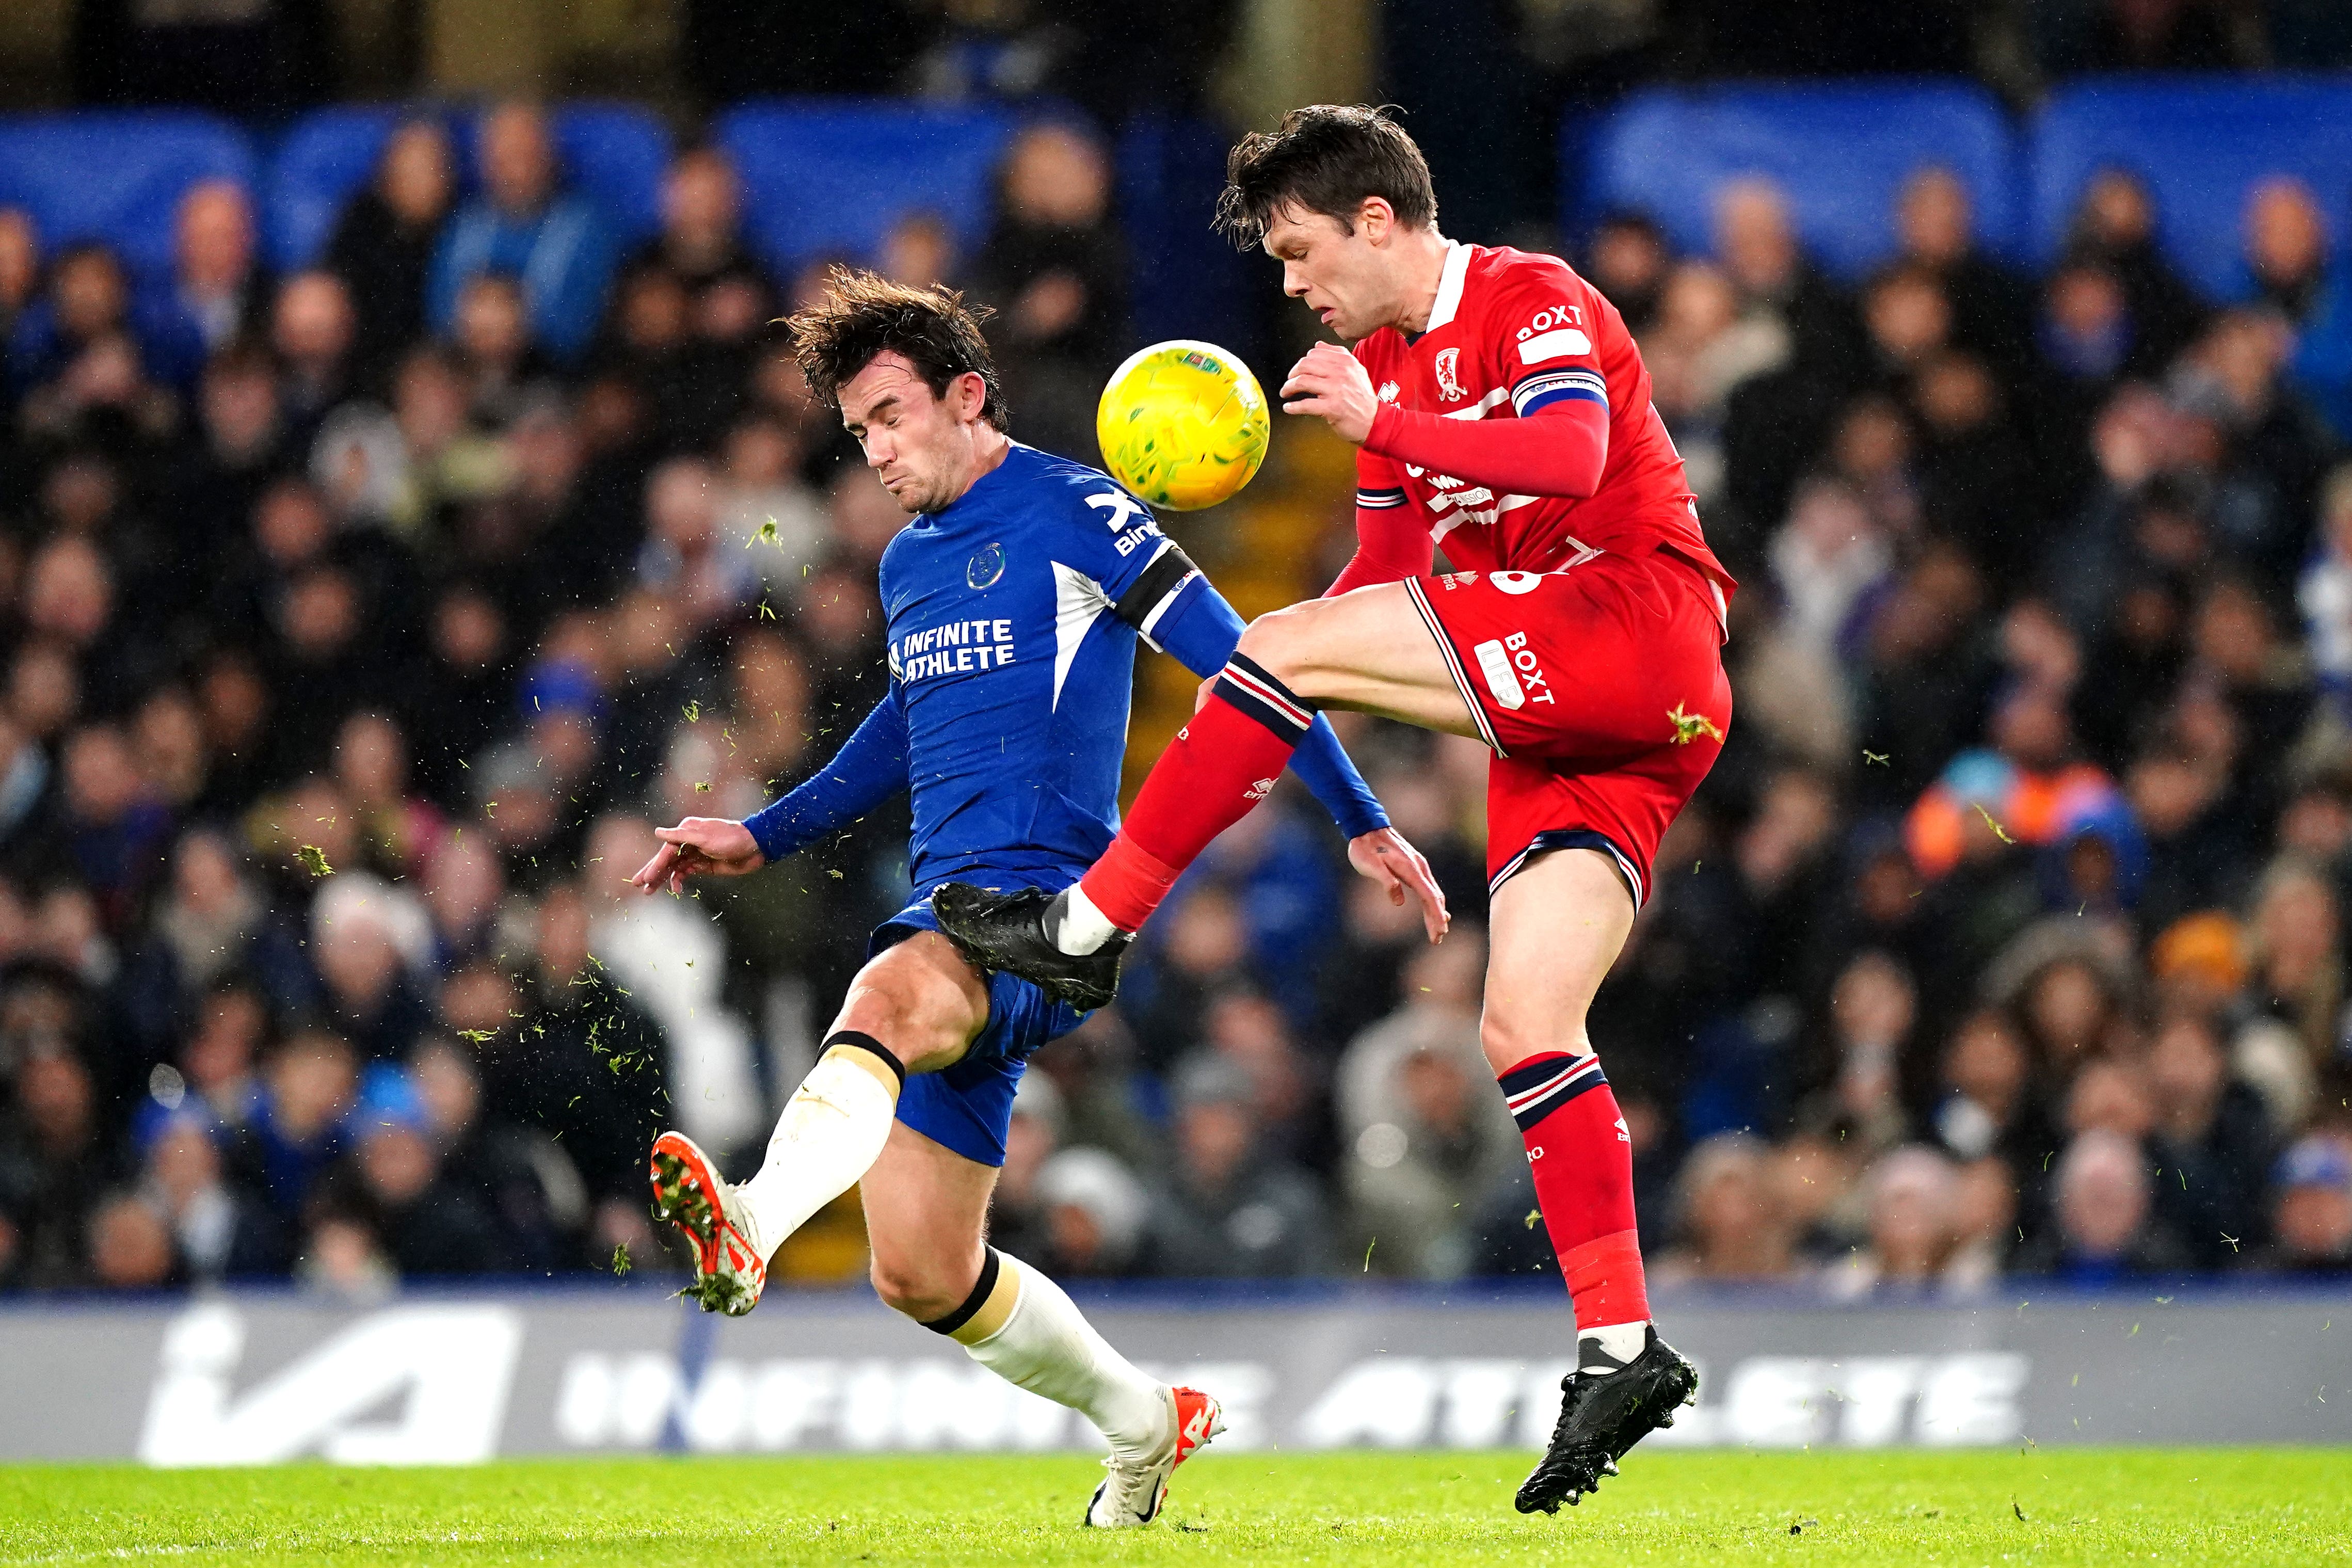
955 1253 1169 1460
1579 1320 1650 1374
1047 884 1121 956
734 1044 900 1258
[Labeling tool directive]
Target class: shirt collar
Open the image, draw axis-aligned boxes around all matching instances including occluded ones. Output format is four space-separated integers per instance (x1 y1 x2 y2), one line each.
1425 241 1473 332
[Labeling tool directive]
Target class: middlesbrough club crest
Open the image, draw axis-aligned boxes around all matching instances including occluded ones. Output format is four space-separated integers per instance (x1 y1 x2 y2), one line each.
1435 347 1464 402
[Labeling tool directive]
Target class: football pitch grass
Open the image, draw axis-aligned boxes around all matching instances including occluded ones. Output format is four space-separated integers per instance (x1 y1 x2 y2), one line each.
3 1449 2345 1565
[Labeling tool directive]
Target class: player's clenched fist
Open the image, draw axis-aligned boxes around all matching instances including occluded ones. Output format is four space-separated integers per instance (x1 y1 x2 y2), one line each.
1279 341 1379 444
629 817 766 895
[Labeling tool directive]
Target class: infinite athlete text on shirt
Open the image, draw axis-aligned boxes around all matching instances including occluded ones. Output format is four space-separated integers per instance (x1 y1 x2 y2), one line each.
890 618 1017 683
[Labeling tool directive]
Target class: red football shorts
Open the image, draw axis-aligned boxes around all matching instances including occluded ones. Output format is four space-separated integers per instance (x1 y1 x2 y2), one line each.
1401 546 1731 907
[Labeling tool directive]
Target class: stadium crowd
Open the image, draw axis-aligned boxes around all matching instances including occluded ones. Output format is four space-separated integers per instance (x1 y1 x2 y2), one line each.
1 86 2350 1302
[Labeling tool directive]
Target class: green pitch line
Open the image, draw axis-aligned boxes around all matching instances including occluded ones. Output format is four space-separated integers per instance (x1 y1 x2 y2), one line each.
1 1449 2344 1565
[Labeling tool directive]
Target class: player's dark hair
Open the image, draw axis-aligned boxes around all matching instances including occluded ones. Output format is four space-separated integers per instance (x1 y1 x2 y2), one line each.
785 266 1007 430
1214 104 1437 251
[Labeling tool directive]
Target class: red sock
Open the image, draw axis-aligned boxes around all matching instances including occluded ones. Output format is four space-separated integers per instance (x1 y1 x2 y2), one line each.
1500 1051 1651 1330
1078 653 1313 931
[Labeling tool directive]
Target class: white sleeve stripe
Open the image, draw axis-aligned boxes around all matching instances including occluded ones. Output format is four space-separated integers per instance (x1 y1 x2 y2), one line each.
1511 369 1607 415
1356 487 1407 509
1134 568 1198 647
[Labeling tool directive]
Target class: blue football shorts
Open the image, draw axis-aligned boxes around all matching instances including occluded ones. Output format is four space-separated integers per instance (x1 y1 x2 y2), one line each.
869 890 1090 1166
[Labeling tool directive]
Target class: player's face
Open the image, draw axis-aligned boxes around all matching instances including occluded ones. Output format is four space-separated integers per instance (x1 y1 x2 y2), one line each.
1262 203 1394 341
839 353 970 513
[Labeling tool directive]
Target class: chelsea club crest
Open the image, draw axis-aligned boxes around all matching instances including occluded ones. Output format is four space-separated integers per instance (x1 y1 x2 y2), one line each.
966 543 1006 589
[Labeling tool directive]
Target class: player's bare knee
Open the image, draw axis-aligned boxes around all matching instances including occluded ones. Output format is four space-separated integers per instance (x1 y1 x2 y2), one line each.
1481 1010 1593 1075
1236 604 1327 697
868 1254 961 1321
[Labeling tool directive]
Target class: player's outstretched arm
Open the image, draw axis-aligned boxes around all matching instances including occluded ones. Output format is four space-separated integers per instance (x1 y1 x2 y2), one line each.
1281 341 1610 500
1148 577 1450 941
630 818 765 894
631 690 911 896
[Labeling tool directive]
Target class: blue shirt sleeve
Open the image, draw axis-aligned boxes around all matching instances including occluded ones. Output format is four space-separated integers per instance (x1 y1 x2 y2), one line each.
1046 471 1388 839
743 689 910 863
1149 578 1390 841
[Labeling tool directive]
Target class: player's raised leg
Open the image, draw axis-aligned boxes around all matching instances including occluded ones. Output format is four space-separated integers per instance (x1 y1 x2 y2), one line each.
650 932 980 1315
860 1118 1222 1527
1484 845 1696 1513
937 582 1464 979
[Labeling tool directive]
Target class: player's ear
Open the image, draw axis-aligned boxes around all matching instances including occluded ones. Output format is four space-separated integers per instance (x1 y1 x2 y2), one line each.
1358 197 1395 245
949 369 986 423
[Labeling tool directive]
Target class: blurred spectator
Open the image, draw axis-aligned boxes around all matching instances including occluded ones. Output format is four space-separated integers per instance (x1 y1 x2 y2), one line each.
271 270 357 442
1650 1133 1800 1283
1896 166 2033 378
429 103 621 364
1822 1145 1976 1300
410 1033 586 1273
139 1107 283 1282
328 120 458 380
2254 1134 2352 1275
582 814 762 1157
0 207 38 368
0 1049 119 1287
2066 171 2209 375
631 147 772 317
1034 1145 1148 1278
87 1191 177 1289
1148 1057 1332 1278
1932 1008 2061 1203
972 123 1129 460
637 456 759 630
325 1064 508 1276
2146 1011 2276 1268
878 211 957 292
1712 177 1861 385
1645 261 1791 516
13 244 134 392
142 180 269 392
250 1030 358 1214
1336 929 1511 1278
1582 211 1671 336
2016 1128 2191 1282
984 1071 1064 1264
1796 950 1919 1154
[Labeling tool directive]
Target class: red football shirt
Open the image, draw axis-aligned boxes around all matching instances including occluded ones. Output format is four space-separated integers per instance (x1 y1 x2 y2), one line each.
1352 242 1734 596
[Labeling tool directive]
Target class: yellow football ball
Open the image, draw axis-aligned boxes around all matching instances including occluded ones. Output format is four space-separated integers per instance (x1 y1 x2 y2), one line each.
1095 340 1270 511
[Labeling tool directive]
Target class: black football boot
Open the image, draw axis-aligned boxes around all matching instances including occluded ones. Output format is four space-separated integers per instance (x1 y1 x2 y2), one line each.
1515 1326 1699 1514
930 883 1131 1011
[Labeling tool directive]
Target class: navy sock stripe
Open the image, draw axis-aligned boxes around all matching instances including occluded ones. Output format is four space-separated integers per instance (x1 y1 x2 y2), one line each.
1510 1074 1606 1131
1499 1054 1608 1132
1214 660 1315 742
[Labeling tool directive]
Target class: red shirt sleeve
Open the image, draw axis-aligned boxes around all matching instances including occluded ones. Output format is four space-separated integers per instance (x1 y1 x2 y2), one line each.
1362 396 1610 501
1327 445 1433 595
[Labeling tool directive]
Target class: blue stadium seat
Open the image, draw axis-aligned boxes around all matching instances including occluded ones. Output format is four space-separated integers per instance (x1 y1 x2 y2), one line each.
0 110 255 284
716 99 1016 278
1581 82 2023 279
263 101 670 274
2029 76 2352 300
